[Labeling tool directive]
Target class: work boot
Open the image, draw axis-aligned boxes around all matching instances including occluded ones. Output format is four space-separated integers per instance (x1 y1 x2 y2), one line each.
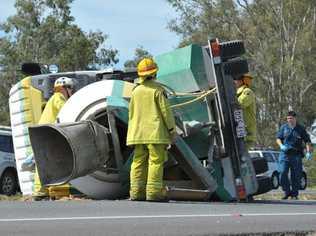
146 197 169 202
128 197 146 201
282 194 291 200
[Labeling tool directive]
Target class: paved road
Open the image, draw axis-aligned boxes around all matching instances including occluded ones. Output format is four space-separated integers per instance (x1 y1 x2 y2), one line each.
0 199 316 236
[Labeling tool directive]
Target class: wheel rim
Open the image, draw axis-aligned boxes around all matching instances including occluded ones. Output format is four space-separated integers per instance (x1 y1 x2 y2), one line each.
272 175 279 188
2 175 14 194
301 176 306 189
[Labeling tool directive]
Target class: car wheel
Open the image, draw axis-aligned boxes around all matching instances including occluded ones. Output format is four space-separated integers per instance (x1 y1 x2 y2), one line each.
300 172 307 190
0 169 18 196
271 172 279 189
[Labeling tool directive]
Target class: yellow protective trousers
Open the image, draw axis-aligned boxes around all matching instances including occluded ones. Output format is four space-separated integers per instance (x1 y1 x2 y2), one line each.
33 167 49 197
130 144 167 201
33 167 70 199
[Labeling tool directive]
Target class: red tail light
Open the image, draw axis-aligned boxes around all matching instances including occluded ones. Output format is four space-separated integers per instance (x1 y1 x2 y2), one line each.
235 178 246 200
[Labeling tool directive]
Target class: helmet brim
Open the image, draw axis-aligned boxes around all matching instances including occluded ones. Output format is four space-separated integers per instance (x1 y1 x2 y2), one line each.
138 67 158 77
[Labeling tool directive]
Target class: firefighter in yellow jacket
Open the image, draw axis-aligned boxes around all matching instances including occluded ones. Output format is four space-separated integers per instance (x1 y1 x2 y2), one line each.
126 58 176 201
234 74 257 149
33 77 74 200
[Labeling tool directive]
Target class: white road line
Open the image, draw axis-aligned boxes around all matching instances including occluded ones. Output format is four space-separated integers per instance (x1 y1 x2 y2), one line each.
1 213 316 222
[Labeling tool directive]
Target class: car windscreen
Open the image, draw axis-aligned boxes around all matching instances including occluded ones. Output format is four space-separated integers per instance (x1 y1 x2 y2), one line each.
0 135 14 153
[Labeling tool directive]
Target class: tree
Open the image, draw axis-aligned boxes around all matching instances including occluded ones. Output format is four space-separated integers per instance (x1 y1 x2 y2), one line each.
167 0 316 146
124 46 152 69
0 0 118 124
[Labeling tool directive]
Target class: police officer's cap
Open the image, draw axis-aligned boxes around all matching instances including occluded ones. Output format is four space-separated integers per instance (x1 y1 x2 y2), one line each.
287 111 296 117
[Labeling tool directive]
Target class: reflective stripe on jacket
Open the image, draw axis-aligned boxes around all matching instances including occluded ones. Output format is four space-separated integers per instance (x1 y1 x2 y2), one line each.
126 80 176 145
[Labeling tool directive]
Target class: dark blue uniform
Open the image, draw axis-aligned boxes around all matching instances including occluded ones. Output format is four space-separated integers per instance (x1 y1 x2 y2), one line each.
276 123 311 197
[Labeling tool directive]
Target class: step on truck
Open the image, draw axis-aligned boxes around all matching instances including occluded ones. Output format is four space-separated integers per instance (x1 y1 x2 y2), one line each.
10 39 271 201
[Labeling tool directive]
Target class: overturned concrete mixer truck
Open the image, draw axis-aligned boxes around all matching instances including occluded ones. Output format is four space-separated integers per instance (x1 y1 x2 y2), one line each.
9 39 271 201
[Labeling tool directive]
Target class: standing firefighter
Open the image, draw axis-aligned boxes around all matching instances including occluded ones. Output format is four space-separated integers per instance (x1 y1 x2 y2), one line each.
33 77 74 200
126 58 176 201
276 111 313 200
233 74 257 149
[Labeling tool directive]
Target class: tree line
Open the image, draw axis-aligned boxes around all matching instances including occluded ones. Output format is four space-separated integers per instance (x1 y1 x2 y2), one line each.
166 0 316 147
0 0 151 125
1 0 315 149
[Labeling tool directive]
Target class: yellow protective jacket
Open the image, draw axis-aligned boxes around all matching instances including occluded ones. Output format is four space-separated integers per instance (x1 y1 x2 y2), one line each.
38 92 66 124
237 85 257 143
126 80 176 145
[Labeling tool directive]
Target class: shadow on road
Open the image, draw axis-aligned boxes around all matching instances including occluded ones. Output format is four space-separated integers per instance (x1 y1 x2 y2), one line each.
252 199 316 206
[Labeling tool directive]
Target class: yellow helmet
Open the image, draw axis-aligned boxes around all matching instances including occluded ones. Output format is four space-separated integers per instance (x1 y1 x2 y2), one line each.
137 58 158 77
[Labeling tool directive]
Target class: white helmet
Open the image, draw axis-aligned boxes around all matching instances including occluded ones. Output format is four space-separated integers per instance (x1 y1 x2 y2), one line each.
54 77 74 89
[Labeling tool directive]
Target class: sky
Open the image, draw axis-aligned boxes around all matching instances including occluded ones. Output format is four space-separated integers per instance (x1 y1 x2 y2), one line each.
0 0 181 69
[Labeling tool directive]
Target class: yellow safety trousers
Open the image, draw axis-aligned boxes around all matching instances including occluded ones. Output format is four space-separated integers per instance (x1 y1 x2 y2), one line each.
33 167 49 196
33 168 70 199
130 144 167 201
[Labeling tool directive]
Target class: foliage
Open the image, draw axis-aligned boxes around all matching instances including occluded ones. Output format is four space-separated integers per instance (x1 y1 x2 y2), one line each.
167 0 316 147
124 46 152 69
304 150 316 187
0 0 118 124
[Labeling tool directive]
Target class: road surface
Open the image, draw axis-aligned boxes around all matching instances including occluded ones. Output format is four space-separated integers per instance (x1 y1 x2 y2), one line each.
0 199 315 236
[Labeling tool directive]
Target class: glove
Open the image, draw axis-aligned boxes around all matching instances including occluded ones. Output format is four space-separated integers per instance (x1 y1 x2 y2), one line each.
21 154 35 172
305 152 313 161
280 144 288 152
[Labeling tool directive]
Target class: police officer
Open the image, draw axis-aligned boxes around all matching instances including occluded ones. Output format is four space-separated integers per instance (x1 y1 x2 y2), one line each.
276 111 313 200
126 58 176 201
233 74 257 149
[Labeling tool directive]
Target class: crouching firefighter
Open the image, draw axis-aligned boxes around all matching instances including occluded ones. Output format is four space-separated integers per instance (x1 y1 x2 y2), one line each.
32 77 74 201
126 58 176 202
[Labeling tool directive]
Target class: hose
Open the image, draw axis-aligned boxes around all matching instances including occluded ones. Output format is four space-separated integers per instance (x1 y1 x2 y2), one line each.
170 87 217 109
156 81 208 97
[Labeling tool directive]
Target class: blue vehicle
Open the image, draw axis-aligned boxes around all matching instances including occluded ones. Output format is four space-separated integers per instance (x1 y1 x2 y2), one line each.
0 126 19 195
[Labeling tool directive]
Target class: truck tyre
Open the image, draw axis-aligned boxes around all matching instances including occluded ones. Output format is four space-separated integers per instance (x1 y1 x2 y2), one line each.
220 40 245 60
223 59 249 76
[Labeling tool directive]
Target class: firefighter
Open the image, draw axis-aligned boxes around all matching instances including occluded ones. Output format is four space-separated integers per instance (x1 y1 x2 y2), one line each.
126 58 176 201
32 77 74 200
233 74 257 149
